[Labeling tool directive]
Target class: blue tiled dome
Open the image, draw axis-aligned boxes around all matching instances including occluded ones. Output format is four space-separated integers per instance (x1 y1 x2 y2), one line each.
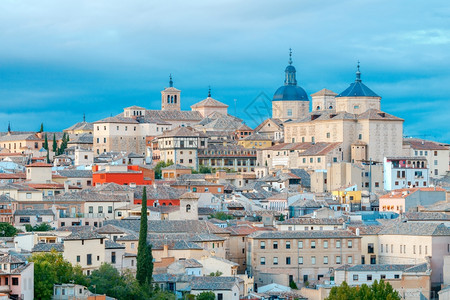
273 85 308 101
273 51 309 102
337 64 380 98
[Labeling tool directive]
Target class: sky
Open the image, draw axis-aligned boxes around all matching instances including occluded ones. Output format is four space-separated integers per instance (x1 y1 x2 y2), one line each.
0 0 449 142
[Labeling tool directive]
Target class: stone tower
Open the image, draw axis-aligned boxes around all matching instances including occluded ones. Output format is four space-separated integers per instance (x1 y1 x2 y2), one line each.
161 75 181 111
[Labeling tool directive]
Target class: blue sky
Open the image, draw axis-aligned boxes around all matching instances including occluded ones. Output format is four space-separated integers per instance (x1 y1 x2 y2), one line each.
0 0 449 142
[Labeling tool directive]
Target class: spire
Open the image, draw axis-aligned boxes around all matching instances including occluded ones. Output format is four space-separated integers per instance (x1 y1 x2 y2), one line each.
208 86 211 98
7 122 10 133
169 74 173 87
284 49 297 86
83 113 86 122
355 61 361 82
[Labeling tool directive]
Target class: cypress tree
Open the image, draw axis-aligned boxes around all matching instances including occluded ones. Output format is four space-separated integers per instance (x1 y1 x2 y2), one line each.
136 187 149 286
52 134 57 152
146 243 154 288
39 123 44 133
46 151 50 164
43 134 48 150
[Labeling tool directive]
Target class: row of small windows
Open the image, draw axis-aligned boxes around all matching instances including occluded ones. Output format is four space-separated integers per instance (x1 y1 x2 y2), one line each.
260 239 352 250
260 255 351 265
315 105 333 110
380 243 429 255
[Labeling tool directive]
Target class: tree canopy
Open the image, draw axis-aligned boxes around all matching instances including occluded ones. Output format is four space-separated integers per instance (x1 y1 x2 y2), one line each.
326 280 400 300
29 250 87 300
153 160 174 179
196 291 216 300
25 222 53 232
136 187 153 290
0 222 18 237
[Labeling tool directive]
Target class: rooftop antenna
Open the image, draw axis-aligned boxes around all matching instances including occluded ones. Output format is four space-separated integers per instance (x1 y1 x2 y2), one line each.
288 48 293 65
169 74 173 87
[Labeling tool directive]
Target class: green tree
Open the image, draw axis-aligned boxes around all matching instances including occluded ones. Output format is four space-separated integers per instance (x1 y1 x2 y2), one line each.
136 187 153 290
278 214 285 221
289 280 298 289
153 160 174 179
209 211 234 221
198 165 212 174
209 271 223 276
326 280 400 300
39 123 44 133
196 291 216 300
52 134 57 152
0 222 18 237
26 222 53 232
46 150 50 164
43 133 48 150
30 250 86 300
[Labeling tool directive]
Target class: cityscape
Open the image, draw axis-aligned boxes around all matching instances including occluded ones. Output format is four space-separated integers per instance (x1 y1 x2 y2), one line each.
0 1 449 300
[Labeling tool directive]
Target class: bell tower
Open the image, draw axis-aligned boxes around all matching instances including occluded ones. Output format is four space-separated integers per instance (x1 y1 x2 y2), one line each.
161 75 181 111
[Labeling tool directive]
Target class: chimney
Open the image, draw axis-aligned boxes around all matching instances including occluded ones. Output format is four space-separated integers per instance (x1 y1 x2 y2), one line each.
356 228 360 236
163 244 169 257
64 181 70 193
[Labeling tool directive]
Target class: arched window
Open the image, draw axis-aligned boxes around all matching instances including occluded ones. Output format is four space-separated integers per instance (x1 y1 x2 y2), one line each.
174 95 177 103
329 105 333 109
186 204 191 212
167 95 170 103
171 96 174 103
316 106 321 110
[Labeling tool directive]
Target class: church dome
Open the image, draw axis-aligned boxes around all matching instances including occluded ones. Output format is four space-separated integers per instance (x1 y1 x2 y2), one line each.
337 63 380 98
272 50 309 102
273 85 308 101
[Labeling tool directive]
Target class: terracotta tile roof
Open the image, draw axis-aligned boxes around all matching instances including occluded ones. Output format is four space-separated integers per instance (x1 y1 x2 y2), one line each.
249 230 358 239
0 173 26 179
380 187 445 199
310 88 337 97
26 162 52 167
298 142 341 156
403 138 449 150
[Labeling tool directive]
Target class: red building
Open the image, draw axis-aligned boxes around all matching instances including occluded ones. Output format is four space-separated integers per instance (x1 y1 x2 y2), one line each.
92 165 154 186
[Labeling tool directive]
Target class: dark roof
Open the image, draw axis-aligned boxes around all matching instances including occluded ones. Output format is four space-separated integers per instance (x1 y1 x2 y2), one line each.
32 243 64 252
378 222 450 236
273 85 308 102
336 263 428 273
162 164 192 170
133 185 186 200
279 217 345 225
64 231 105 240
14 209 54 216
337 69 379 98
105 240 126 249
190 276 239 291
57 169 93 178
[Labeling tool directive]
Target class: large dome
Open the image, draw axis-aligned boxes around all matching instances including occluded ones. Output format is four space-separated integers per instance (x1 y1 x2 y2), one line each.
273 85 308 101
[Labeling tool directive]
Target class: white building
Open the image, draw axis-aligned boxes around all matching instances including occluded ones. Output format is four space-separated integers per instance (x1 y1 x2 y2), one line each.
383 157 429 191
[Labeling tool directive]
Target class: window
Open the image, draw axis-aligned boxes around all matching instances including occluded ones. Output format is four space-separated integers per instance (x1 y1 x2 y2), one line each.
87 254 92 265
394 274 400 279
298 256 303 264
353 275 358 281
286 241 291 249
336 240 341 248
348 240 352 248
413 245 416 254
381 274 386 279
186 204 191 213
336 256 341 264
434 151 438 156
287 109 292 116
26 193 32 199
273 257 278 265
260 241 265 249
76 256 80 262
367 275 372 281
108 206 113 214
434 160 438 165
347 256 353 264
286 257 291 265
324 241 328 249
311 256 316 265
12 277 18 286
324 256 328 264
368 243 374 254
273 241 278 249
358 133 362 140
311 241 316 249
326 132 330 138
381 244 383 253
89 206 93 214
298 241 303 249
260 257 265 265
98 206 103 214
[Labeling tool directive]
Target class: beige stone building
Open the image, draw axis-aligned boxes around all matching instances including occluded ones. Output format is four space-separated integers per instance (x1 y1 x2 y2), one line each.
377 222 450 288
191 89 229 118
284 66 404 164
272 51 310 122
157 126 208 170
247 230 361 287
402 138 450 179
63 231 106 275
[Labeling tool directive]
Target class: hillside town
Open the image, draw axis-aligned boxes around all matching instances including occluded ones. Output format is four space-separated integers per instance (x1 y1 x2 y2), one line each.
0 54 449 300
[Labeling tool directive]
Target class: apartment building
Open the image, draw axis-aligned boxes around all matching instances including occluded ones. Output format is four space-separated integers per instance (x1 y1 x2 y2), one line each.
384 157 429 191
247 230 361 287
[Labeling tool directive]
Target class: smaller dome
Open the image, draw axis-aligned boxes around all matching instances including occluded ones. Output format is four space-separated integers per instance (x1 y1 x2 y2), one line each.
285 65 296 73
273 85 308 101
